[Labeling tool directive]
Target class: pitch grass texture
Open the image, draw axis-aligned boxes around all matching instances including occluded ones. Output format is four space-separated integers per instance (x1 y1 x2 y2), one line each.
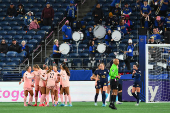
0 102 170 113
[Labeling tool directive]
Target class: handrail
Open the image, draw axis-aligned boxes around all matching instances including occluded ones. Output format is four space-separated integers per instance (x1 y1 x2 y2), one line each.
45 31 54 58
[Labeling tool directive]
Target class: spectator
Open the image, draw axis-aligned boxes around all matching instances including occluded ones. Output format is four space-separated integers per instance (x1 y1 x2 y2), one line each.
158 0 168 17
86 27 96 41
111 3 121 19
65 1 77 28
62 20 72 43
105 29 114 46
6 3 16 17
117 19 130 35
92 4 103 25
150 28 161 40
29 18 40 32
122 3 132 16
124 15 133 31
110 0 120 11
8 39 20 53
152 0 159 11
136 0 143 10
154 16 164 32
41 2 54 26
89 40 95 60
140 0 151 16
24 11 34 28
164 14 170 32
20 40 29 58
106 12 118 27
17 4 25 16
53 39 61 65
124 39 134 70
148 36 157 44
140 12 152 28
0 39 8 54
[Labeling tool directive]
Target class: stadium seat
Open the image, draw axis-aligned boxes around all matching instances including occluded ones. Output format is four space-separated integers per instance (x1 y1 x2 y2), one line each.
13 35 22 40
22 0 28 3
37 30 46 36
0 62 6 67
27 30 36 35
24 3 34 8
48 0 56 3
0 31 7 35
58 8 67 12
8 31 17 35
41 26 51 31
17 30 26 35
2 0 10 3
1 21 9 26
69 53 79 58
27 44 33 53
3 26 11 30
79 44 87 48
1 57 11 62
11 0 19 3
28 39 38 47
53 3 61 7
5 17 14 21
80 53 89 58
33 35 42 42
29 0 38 3
9 21 18 26
6 62 19 66
35 12 42 16
6 51 18 57
38 0 46 3
3 35 12 40
0 4 6 8
12 26 22 30
31 7 39 12
108 53 116 58
23 35 32 41
0 35 2 40
17 51 27 58
0 53 6 57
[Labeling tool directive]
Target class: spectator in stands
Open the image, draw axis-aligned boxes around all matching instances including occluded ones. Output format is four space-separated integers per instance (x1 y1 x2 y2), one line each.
65 1 77 28
105 29 114 46
150 28 161 40
111 3 121 19
158 0 168 17
136 0 143 10
20 40 29 58
164 14 170 32
106 12 118 28
41 2 54 26
89 40 95 61
53 39 61 65
0 39 8 54
7 3 16 17
86 27 96 41
140 12 153 28
92 4 103 25
152 0 159 11
29 18 40 32
117 19 130 35
17 4 25 16
9 39 20 53
140 0 151 16
154 16 164 32
62 20 72 43
148 36 157 44
110 0 120 11
24 11 34 28
122 3 132 16
124 39 134 70
124 15 133 31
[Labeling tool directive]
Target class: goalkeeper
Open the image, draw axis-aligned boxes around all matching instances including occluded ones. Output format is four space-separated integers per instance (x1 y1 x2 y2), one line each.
109 59 121 110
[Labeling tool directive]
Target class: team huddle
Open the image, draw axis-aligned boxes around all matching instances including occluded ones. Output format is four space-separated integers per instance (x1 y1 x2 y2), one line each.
19 63 72 107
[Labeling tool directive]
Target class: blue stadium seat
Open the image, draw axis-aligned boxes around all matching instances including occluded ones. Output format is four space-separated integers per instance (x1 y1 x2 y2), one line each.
14 17 23 21
34 3 42 8
11 0 19 3
17 30 26 35
108 53 116 58
0 21 9 26
35 12 42 16
0 31 7 35
24 7 30 12
0 4 6 8
0 12 6 16
87 21 95 26
83 16 92 21
0 53 6 57
53 3 61 7
13 35 22 40
0 62 6 67
41 26 51 31
28 39 38 47
6 62 19 66
0 35 2 39
33 35 42 42
5 17 14 21
55 12 64 16
2 0 10 3
3 26 11 30
31 7 39 12
0 17 4 21
69 53 79 58
38 0 46 3
23 35 32 41
24 3 34 8
27 44 33 52
12 26 22 30
0 58 11 62
27 30 36 35
3 35 12 40
9 21 18 26
22 0 28 3
53 8 58 12
48 0 56 3
8 31 17 35
79 44 87 48
37 30 46 36
80 53 89 58
6 51 18 57
17 51 27 58
29 0 38 3
58 8 67 12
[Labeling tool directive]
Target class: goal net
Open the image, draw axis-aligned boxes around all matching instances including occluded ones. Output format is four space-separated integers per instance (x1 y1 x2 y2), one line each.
146 44 170 103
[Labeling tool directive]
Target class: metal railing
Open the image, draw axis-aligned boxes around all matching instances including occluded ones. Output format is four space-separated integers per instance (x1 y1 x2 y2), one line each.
31 44 42 67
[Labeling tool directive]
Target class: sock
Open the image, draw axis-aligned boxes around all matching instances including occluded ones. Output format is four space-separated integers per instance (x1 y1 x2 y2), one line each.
113 95 116 103
51 95 54 105
24 96 27 105
46 95 49 105
64 95 67 105
105 93 109 101
102 91 106 104
55 101 58 105
60 94 63 103
35 97 38 104
137 92 140 104
28 96 31 104
28 96 33 104
132 93 137 99
94 93 99 103
116 95 118 102
44 95 46 103
68 95 72 104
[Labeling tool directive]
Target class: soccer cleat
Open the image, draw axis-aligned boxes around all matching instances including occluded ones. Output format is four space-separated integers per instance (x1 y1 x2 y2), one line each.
27 103 33 106
102 104 106 107
68 104 72 107
45 102 47 105
59 104 65 107
33 104 37 106
64 104 68 107
135 104 139 106
53 104 57 107
116 101 123 104
39 104 44 107
24 104 27 107
94 103 97 106
109 104 117 110
46 105 49 107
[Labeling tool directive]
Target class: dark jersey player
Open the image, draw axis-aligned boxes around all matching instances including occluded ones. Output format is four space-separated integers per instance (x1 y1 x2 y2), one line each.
132 64 141 106
95 63 109 107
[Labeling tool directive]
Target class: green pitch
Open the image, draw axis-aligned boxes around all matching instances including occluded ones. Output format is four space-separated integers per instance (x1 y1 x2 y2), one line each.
0 102 170 113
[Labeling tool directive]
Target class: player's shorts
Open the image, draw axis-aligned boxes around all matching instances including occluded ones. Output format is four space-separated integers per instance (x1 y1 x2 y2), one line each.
100 81 108 88
95 81 101 89
35 85 40 91
110 79 118 90
133 81 141 88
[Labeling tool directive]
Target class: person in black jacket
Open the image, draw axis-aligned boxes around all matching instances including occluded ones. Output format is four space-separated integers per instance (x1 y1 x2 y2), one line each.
112 3 121 19
0 39 8 54
6 3 16 17
20 40 29 58
17 4 25 16
92 4 103 25
9 39 20 52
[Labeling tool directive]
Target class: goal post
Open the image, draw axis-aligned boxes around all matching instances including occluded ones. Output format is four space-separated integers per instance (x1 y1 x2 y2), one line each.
145 44 170 103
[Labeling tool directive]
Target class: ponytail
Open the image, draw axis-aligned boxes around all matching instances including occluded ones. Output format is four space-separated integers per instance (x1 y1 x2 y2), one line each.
47 66 53 73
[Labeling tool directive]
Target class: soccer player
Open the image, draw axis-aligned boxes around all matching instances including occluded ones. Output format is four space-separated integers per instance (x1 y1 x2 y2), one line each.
109 59 120 110
19 66 34 106
31 64 41 106
132 64 141 106
59 63 72 107
95 63 109 107
90 64 102 106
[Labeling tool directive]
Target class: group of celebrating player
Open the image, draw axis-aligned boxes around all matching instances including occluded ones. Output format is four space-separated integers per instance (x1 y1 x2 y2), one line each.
19 62 72 107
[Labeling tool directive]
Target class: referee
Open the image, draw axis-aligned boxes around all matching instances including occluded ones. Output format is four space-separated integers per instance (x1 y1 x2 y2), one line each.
109 58 120 110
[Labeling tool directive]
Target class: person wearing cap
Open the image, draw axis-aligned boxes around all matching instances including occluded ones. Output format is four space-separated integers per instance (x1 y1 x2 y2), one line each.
0 39 8 54
150 28 161 41
53 39 61 65
106 12 118 27
41 2 54 26
154 16 164 32
105 29 114 54
86 27 96 41
125 15 133 31
140 0 151 16
110 0 120 11
158 0 168 17
164 14 170 32
92 4 103 25
122 3 132 16
111 3 121 19
62 20 72 43
9 39 20 53
117 19 130 35
17 4 25 16
65 1 77 28
6 3 17 17
29 18 40 32
19 40 29 58
24 11 34 27
124 39 135 70
148 36 157 44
